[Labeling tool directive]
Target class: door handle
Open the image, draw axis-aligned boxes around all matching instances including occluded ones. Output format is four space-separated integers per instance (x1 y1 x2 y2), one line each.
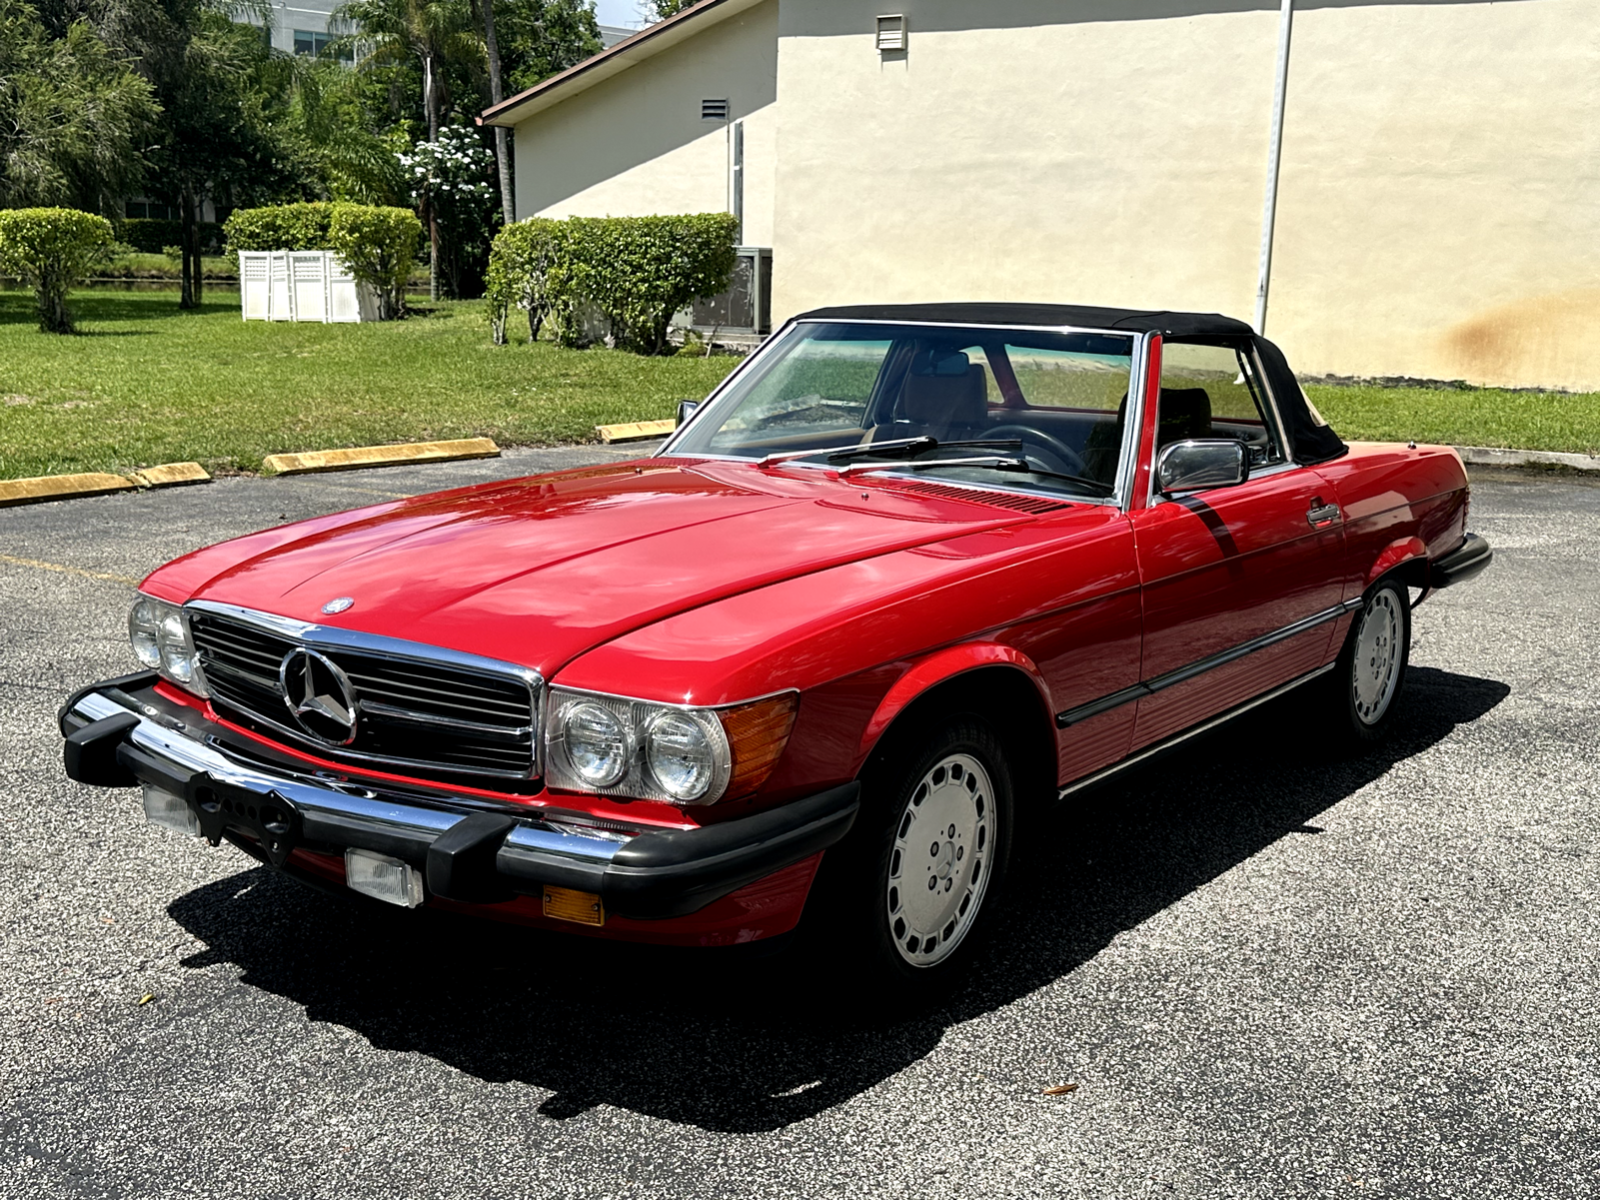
1307 498 1341 529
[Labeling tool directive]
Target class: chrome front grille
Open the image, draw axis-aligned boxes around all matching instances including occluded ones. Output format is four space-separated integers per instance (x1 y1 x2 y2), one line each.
188 606 539 782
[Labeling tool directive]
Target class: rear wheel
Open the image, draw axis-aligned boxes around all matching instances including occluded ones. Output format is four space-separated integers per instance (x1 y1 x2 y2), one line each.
812 717 1014 995
1328 578 1411 743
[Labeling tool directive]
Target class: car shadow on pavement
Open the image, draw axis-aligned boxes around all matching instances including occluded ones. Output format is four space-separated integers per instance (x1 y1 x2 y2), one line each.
166 666 1507 1134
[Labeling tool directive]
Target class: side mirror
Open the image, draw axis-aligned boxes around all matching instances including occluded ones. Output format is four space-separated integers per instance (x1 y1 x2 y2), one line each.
676 399 700 428
1157 439 1248 494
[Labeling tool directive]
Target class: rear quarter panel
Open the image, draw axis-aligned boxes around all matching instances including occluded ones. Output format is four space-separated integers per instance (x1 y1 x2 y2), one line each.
1314 443 1469 600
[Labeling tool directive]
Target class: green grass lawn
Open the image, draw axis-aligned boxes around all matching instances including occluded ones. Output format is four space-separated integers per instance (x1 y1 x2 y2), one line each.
0 288 737 480
2 287 1595 482
1306 381 1599 456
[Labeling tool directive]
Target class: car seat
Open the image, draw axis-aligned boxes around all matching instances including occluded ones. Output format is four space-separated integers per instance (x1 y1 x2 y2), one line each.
894 351 988 441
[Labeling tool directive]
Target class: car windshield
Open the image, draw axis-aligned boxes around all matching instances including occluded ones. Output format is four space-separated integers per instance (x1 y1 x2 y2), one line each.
667 321 1139 497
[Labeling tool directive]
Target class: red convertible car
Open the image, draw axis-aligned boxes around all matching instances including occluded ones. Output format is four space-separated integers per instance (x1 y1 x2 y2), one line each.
60 304 1491 991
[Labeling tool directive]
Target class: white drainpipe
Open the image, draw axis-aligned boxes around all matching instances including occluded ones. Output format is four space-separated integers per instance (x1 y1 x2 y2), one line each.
1254 0 1295 335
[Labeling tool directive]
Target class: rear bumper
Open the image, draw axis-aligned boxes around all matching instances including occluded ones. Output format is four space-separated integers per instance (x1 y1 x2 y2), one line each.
1431 532 1493 589
60 678 858 922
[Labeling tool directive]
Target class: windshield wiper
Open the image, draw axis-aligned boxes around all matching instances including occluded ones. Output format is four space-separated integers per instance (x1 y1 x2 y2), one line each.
756 436 934 469
826 437 1023 464
840 455 1116 497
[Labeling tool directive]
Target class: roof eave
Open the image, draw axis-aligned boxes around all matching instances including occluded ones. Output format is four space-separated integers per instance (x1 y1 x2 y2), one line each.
479 0 763 129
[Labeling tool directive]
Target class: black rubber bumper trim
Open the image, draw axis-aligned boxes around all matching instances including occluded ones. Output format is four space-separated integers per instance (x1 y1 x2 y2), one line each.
58 671 159 737
495 783 861 920
606 783 859 919
60 677 861 921
64 712 143 786
1431 532 1492 588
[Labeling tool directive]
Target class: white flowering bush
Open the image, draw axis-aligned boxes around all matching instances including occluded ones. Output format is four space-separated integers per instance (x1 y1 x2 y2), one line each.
399 126 500 298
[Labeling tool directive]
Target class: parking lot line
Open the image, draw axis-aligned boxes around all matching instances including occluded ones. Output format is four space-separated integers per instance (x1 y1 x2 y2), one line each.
0 553 139 587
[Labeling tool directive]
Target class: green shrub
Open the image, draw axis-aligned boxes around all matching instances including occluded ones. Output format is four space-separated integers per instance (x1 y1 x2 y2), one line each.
485 218 564 345
222 202 338 257
0 207 114 333
224 202 420 319
327 205 422 320
484 212 739 354
123 217 223 255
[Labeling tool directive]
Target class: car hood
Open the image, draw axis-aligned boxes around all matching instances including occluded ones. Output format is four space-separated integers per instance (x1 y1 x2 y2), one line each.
149 460 1027 678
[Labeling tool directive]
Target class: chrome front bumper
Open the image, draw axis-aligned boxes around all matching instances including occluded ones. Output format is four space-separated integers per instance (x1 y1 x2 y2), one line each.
60 678 859 920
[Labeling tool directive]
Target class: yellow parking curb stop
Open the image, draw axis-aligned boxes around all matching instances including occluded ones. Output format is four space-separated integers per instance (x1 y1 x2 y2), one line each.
0 472 137 508
263 438 501 476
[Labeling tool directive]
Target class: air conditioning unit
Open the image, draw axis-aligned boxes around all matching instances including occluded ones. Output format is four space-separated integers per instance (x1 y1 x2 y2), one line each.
689 246 772 336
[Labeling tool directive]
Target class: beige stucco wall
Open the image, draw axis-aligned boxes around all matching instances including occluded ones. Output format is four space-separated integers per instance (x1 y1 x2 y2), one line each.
772 0 1600 390
509 0 777 246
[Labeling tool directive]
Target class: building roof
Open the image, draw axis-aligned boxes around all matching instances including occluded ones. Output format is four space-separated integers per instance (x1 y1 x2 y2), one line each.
480 0 764 128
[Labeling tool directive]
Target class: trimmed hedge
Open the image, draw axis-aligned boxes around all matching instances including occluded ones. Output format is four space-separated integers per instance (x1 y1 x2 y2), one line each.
222 202 337 255
328 205 422 320
486 213 739 354
123 217 223 255
0 207 115 333
485 218 562 345
223 202 422 318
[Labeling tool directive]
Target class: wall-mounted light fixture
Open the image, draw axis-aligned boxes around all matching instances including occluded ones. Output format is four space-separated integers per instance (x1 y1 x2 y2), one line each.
876 14 906 52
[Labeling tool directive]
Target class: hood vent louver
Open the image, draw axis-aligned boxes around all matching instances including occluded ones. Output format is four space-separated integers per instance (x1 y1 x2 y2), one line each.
869 479 1072 515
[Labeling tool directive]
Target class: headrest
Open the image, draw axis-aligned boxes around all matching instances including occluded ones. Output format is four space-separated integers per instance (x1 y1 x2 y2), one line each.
1158 387 1212 442
901 364 987 429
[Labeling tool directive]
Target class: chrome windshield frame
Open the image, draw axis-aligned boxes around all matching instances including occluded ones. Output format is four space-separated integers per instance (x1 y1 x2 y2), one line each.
657 317 1149 510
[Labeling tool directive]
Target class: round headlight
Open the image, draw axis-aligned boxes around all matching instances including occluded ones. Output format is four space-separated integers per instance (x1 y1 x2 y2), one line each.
128 598 162 668
562 702 629 787
645 712 715 802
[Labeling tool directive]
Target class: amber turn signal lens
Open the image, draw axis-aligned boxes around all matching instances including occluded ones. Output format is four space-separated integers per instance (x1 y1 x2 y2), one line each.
719 693 800 801
543 886 605 926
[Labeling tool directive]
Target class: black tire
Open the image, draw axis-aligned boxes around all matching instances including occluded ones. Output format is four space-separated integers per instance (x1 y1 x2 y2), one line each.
805 716 1015 997
1327 577 1412 744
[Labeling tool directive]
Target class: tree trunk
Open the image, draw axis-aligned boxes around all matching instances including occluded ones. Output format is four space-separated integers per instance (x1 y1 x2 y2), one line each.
427 199 439 302
189 197 203 305
424 53 439 141
179 191 196 309
474 0 515 225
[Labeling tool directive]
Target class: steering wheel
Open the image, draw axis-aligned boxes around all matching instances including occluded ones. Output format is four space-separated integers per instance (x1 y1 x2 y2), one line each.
979 424 1088 476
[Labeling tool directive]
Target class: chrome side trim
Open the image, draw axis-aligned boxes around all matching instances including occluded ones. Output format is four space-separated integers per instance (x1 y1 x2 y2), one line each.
69 690 626 865
1055 598 1362 728
1056 662 1337 800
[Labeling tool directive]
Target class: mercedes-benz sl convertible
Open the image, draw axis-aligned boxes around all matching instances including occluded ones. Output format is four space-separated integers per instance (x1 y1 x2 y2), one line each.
60 303 1492 990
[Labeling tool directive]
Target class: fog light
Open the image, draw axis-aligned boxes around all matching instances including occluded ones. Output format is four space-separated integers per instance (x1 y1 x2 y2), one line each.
344 848 424 908
142 784 201 836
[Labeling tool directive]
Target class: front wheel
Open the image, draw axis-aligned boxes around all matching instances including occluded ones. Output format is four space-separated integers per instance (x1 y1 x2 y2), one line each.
1328 578 1411 743
811 718 1015 995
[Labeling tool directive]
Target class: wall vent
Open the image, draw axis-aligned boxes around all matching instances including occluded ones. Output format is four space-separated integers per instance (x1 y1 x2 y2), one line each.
701 98 729 121
875 14 906 52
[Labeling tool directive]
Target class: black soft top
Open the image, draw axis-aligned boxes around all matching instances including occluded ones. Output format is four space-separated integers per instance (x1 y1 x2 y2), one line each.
795 302 1256 339
792 302 1346 465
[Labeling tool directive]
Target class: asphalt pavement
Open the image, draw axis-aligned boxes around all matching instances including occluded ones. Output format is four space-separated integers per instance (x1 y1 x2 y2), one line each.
1 451 1597 1199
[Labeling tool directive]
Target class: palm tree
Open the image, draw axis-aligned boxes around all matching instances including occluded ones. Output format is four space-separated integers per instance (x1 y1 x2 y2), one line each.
333 0 480 296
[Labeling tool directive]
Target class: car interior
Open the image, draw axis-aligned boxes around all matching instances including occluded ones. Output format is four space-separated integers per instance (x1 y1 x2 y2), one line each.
692 328 1283 493
859 338 1279 487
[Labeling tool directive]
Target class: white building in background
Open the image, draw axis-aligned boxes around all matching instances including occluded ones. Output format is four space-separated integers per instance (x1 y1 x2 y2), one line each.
482 0 1600 392
256 0 346 58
